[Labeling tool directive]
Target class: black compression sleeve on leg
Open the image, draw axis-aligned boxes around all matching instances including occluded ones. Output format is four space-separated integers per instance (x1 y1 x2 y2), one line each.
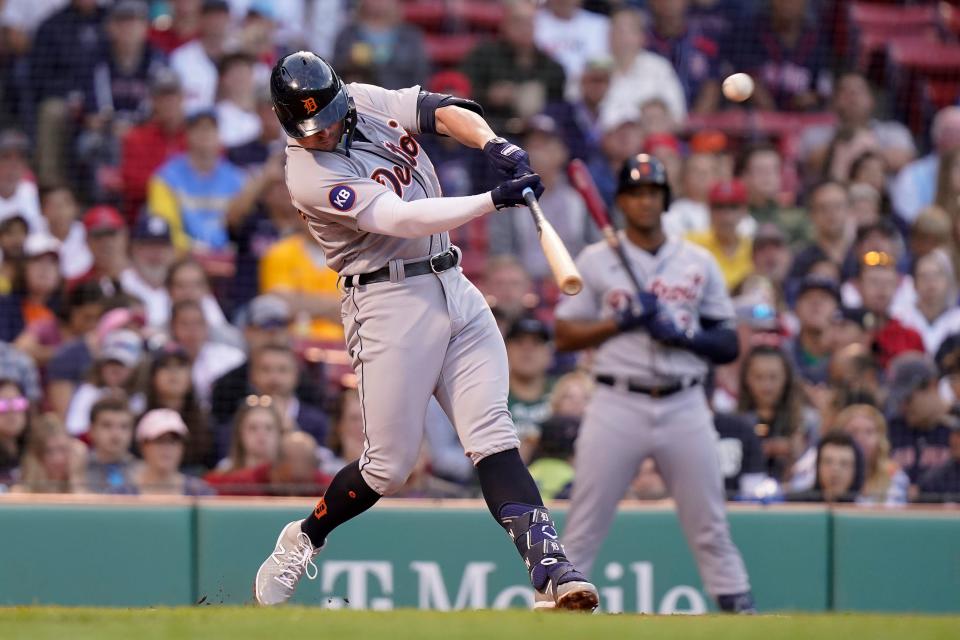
300 459 381 547
476 448 544 521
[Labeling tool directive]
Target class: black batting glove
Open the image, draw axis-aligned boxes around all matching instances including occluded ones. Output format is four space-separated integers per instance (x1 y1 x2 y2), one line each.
491 173 545 210
646 315 690 347
615 291 660 331
483 137 534 179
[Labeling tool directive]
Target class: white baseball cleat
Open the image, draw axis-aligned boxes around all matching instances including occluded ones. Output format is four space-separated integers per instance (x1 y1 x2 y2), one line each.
534 579 600 611
254 520 323 605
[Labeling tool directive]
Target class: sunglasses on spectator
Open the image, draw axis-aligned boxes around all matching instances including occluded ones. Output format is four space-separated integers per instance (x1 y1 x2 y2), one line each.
0 396 29 413
861 251 893 267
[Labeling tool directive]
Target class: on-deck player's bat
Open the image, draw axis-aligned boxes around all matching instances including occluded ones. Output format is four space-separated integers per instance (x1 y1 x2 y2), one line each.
521 187 583 296
566 158 644 295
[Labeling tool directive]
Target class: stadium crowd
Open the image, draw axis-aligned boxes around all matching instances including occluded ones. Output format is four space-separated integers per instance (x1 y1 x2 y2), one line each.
0 0 958 505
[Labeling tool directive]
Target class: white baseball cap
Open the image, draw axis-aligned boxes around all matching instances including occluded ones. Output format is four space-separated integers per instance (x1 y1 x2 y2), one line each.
136 409 189 443
23 233 62 259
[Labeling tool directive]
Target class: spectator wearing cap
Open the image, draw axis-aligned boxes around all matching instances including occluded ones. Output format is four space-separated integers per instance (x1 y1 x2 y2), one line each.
751 224 791 293
534 0 609 100
687 180 753 292
730 0 829 112
76 0 166 203
142 344 211 469
893 249 960 355
169 299 245 409
65 328 146 435
0 130 43 234
69 205 128 297
0 341 41 405
258 215 342 343
39 184 93 280
332 0 428 92
224 153 298 313
461 0 565 134
0 233 63 343
170 0 232 111
210 295 325 436
602 8 686 125
80 395 138 494
785 276 840 385
131 409 214 495
28 0 109 186
787 181 854 295
119 216 177 328
120 68 187 220
489 115 596 283
226 85 284 170
544 58 611 163
505 316 555 462
854 253 924 370
662 153 717 240
148 0 201 54
885 353 955 488
588 104 645 205
645 0 720 114
917 420 960 502
215 52 261 149
800 71 915 179
148 108 245 253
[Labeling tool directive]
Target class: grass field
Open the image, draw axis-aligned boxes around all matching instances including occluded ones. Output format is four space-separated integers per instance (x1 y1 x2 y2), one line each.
1 608 958 640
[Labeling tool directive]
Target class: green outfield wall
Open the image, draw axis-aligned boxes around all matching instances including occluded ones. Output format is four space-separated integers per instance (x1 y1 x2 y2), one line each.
0 498 956 613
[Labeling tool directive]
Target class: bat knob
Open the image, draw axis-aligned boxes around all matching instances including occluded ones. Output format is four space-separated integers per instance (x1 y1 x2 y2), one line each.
521 187 534 197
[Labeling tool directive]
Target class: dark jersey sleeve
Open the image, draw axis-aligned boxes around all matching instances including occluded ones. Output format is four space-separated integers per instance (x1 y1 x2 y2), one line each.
416 91 484 135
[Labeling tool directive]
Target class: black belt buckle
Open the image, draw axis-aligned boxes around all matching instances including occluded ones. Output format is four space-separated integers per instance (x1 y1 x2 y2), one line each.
429 247 460 274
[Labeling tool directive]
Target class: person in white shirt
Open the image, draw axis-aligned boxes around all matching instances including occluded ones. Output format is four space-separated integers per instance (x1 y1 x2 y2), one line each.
119 216 177 328
0 131 44 234
39 184 93 279
602 7 686 124
170 0 232 111
534 0 610 100
215 51 261 148
169 298 245 408
894 249 960 355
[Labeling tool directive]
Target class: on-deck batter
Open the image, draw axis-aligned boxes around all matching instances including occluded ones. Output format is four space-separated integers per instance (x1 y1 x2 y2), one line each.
253 51 598 611
555 155 756 613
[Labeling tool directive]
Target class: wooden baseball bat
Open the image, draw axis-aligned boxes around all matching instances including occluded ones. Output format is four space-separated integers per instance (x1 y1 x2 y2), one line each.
566 159 645 294
521 187 583 296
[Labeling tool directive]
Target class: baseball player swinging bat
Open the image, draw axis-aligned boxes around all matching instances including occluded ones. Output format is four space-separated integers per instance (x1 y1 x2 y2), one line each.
521 187 583 295
566 158 642 295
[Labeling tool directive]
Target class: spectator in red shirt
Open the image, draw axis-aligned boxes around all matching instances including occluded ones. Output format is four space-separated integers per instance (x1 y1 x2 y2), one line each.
856 253 925 369
120 68 187 220
148 0 202 54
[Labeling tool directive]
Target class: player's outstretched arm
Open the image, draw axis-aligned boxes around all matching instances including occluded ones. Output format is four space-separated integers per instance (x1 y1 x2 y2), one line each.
435 106 536 181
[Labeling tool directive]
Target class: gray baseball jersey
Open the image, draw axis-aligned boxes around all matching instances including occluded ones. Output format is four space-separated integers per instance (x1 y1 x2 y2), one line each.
555 233 735 383
285 83 450 276
558 231 751 601
283 82 520 496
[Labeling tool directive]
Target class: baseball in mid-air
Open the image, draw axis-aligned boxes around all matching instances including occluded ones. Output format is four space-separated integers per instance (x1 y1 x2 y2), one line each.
722 73 754 102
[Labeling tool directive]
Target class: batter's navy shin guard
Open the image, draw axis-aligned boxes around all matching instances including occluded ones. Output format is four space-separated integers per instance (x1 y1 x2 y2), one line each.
498 504 587 591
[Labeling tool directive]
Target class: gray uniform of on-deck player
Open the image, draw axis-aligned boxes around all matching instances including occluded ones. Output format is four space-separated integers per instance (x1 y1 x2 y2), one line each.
556 232 751 599
285 83 520 495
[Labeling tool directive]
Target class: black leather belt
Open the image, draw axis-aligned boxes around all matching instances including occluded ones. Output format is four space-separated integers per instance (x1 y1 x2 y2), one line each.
342 248 460 288
595 374 701 398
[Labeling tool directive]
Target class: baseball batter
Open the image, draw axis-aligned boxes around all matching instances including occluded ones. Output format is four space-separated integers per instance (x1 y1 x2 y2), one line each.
555 155 756 613
253 52 598 611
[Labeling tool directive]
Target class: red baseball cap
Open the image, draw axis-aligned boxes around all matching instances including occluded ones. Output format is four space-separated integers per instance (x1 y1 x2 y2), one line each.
643 133 681 155
709 180 748 207
83 205 125 234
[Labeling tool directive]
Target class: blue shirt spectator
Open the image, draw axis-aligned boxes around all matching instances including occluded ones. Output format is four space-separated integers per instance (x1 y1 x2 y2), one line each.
646 0 721 113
